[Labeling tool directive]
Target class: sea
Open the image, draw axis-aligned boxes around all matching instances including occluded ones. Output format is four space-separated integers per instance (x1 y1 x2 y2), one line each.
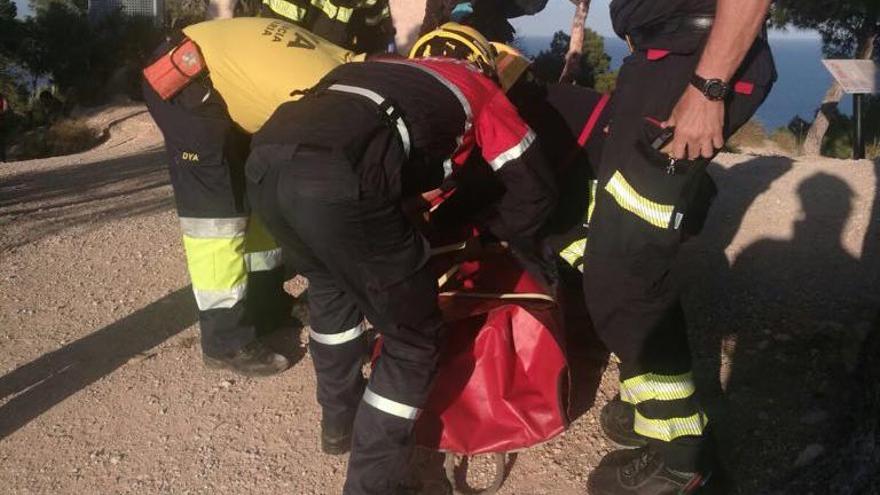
517 35 854 131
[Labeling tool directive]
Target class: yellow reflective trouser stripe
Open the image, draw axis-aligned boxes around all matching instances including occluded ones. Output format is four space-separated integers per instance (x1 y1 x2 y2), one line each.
244 214 282 272
620 372 696 405
558 180 598 272
633 411 708 442
263 0 308 21
605 170 674 229
246 249 283 272
181 217 248 311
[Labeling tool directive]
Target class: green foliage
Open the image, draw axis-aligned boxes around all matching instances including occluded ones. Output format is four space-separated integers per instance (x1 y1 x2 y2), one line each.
1 0 163 154
8 2 163 106
30 0 87 16
769 127 800 155
771 0 879 58
0 0 16 20
531 29 617 92
164 0 207 30
812 96 880 159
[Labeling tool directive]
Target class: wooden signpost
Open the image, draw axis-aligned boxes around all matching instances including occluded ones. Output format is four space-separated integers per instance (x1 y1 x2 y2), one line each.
822 59 879 160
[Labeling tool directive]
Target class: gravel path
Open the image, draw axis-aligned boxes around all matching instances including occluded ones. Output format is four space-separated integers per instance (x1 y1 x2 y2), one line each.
1 105 877 494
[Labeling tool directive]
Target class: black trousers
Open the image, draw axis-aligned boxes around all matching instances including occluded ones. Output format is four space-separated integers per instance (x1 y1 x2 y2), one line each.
143 78 290 357
584 39 775 470
247 101 444 494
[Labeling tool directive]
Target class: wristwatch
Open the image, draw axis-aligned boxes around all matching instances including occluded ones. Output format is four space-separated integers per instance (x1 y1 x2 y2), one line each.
690 74 730 101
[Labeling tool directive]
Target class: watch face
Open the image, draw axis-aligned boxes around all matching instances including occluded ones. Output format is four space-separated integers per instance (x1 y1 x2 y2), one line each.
706 80 726 100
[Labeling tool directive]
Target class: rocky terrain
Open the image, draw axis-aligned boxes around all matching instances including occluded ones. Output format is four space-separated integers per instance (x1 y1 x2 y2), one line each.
0 105 877 494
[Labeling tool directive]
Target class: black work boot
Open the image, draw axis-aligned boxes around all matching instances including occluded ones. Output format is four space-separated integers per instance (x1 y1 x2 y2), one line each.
203 340 290 377
320 416 354 455
587 447 712 495
600 396 649 449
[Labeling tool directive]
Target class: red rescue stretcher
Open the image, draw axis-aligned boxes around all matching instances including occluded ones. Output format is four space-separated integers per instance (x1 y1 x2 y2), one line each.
377 235 570 494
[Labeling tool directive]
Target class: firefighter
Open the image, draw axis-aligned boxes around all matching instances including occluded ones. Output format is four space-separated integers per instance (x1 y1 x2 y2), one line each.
259 0 394 54
244 23 556 493
417 41 612 273
582 0 777 493
142 18 364 376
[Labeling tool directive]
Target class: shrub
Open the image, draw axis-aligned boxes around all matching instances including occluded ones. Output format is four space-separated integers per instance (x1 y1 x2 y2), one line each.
11 117 102 160
770 127 801 155
727 118 767 151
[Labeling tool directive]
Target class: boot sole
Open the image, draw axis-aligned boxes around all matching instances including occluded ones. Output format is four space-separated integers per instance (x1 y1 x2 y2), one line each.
601 428 649 449
202 356 289 377
321 436 352 455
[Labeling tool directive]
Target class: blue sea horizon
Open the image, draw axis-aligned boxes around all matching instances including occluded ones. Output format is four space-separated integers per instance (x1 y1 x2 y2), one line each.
517 35 853 131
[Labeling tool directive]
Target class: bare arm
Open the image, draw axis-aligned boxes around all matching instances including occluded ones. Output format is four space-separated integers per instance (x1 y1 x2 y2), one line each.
206 0 238 19
663 0 771 160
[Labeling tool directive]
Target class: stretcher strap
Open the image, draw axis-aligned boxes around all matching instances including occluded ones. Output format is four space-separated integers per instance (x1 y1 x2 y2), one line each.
438 291 556 303
326 84 411 157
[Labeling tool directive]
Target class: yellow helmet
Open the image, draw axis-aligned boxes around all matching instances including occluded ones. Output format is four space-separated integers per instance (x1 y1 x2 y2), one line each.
409 22 497 76
491 42 531 92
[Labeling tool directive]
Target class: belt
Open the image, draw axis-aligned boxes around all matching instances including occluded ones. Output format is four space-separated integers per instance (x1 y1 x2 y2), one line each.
629 15 714 43
325 83 412 158
626 15 767 51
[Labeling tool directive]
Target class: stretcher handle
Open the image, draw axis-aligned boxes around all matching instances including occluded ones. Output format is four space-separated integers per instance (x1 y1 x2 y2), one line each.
438 290 556 304
444 452 506 495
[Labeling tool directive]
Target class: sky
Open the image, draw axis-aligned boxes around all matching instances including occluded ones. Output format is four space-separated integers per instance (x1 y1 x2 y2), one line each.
13 0 819 40
510 0 819 40
13 0 29 17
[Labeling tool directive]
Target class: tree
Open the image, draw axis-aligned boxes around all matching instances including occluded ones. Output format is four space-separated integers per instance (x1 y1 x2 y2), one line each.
532 30 616 92
0 0 16 20
559 0 589 84
772 0 879 155
165 0 208 30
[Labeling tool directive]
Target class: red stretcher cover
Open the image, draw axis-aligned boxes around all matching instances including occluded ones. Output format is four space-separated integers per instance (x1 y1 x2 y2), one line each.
407 248 569 455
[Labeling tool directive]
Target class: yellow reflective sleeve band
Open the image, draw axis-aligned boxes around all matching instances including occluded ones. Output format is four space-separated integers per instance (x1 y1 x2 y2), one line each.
587 179 598 223
605 170 674 229
310 0 353 22
557 179 598 272
633 411 708 442
182 235 247 292
246 248 283 272
620 372 696 405
193 283 247 310
180 217 248 239
363 388 421 420
263 0 308 22
559 238 586 272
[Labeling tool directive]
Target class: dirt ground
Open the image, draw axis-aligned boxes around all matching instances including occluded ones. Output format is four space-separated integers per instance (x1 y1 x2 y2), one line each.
1 105 878 494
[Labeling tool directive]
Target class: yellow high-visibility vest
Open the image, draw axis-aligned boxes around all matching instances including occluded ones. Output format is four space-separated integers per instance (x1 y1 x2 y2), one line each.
183 17 364 134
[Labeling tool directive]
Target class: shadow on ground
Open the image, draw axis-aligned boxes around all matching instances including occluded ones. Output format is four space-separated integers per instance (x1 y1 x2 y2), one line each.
0 148 174 249
682 157 880 493
0 286 197 441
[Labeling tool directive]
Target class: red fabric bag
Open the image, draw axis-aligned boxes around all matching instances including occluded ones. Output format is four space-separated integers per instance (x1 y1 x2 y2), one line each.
375 246 570 455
